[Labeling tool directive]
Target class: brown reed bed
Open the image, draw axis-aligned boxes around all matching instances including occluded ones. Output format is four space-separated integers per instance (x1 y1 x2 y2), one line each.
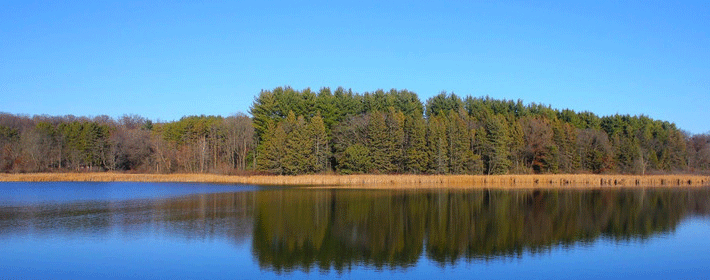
0 173 709 189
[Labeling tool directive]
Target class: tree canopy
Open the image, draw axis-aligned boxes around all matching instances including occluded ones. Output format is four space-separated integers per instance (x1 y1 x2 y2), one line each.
0 86 707 175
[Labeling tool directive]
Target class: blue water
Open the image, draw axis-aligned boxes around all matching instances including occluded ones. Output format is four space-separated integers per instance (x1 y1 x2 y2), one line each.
1 183 709 279
0 182 257 205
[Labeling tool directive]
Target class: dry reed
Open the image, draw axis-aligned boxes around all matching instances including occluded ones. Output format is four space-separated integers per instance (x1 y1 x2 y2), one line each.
1 173 709 189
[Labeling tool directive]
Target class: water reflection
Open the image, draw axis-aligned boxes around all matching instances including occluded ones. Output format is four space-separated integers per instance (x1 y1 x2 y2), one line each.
252 188 710 272
0 192 256 243
1 186 709 273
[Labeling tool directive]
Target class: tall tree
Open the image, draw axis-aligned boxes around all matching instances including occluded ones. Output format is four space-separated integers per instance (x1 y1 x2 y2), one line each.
307 113 329 173
0 125 20 171
367 111 393 173
386 108 406 173
483 115 511 175
257 122 287 175
282 115 310 175
427 114 449 174
404 115 429 174
222 113 255 171
552 120 579 173
339 144 371 174
577 129 615 173
250 90 279 141
520 116 557 173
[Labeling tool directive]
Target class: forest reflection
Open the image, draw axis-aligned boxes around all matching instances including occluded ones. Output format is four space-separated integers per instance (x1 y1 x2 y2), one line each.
1 187 709 272
252 188 710 272
0 192 256 242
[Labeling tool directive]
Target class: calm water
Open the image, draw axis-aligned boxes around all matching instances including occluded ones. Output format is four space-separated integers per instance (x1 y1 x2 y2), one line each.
1 182 709 279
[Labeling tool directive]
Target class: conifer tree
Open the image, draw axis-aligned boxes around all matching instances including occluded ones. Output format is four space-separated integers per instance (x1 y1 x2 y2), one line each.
315 88 338 132
334 87 362 119
339 143 371 174
386 107 406 173
282 115 311 175
484 115 511 174
367 111 392 173
427 114 449 174
250 90 278 141
404 114 429 173
447 110 478 174
257 121 286 174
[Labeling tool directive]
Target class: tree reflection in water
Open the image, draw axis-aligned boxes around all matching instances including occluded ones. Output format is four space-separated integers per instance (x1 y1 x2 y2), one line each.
252 188 710 272
0 192 256 242
1 187 708 273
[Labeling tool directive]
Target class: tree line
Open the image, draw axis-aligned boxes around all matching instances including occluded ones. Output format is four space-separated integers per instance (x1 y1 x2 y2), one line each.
1 86 709 174
0 113 254 173
251 86 709 175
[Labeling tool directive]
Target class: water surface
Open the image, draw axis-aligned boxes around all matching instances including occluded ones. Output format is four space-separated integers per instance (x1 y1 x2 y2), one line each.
1 182 709 279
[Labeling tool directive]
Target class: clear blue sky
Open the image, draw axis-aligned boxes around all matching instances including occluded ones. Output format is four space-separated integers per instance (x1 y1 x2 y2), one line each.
2 1 708 134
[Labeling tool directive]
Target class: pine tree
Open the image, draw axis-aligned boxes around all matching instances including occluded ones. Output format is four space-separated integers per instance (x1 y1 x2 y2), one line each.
282 115 311 175
315 88 338 132
257 121 286 174
447 110 477 174
427 114 448 174
484 115 511 174
250 90 278 141
367 111 392 173
404 114 429 173
386 107 406 173
339 143 371 174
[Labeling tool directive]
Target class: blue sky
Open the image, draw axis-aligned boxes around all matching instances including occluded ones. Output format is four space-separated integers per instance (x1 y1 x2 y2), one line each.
1 1 708 134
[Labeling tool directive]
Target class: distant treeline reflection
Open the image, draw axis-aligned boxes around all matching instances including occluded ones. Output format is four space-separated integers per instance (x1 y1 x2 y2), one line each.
0 192 256 241
252 188 710 271
1 188 709 272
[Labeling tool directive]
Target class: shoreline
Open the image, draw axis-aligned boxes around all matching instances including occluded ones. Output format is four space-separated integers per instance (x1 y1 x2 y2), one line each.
1 173 709 188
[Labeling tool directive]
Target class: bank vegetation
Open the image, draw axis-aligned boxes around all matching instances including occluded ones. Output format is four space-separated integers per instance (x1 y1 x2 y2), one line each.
1 86 709 176
1 173 708 188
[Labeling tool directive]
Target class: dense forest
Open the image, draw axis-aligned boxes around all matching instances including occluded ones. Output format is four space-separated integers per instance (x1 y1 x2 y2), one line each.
1 86 709 175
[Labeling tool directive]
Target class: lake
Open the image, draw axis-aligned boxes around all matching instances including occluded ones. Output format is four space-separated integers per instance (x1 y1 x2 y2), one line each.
1 182 709 279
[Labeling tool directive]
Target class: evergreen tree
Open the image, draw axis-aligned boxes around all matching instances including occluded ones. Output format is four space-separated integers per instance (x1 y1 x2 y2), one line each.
315 88 338 132
367 111 393 173
484 115 511 174
404 115 429 173
257 121 287 174
334 87 362 119
282 115 310 175
331 114 369 173
386 107 406 173
427 114 449 174
394 89 424 116
425 92 463 117
339 143 371 174
449 109 482 174
250 90 278 141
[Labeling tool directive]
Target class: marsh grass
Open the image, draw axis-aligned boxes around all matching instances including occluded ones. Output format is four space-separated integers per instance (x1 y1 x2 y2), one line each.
1 173 709 189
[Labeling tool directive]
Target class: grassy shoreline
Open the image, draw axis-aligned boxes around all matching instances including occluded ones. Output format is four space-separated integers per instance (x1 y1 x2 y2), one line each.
0 173 709 188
